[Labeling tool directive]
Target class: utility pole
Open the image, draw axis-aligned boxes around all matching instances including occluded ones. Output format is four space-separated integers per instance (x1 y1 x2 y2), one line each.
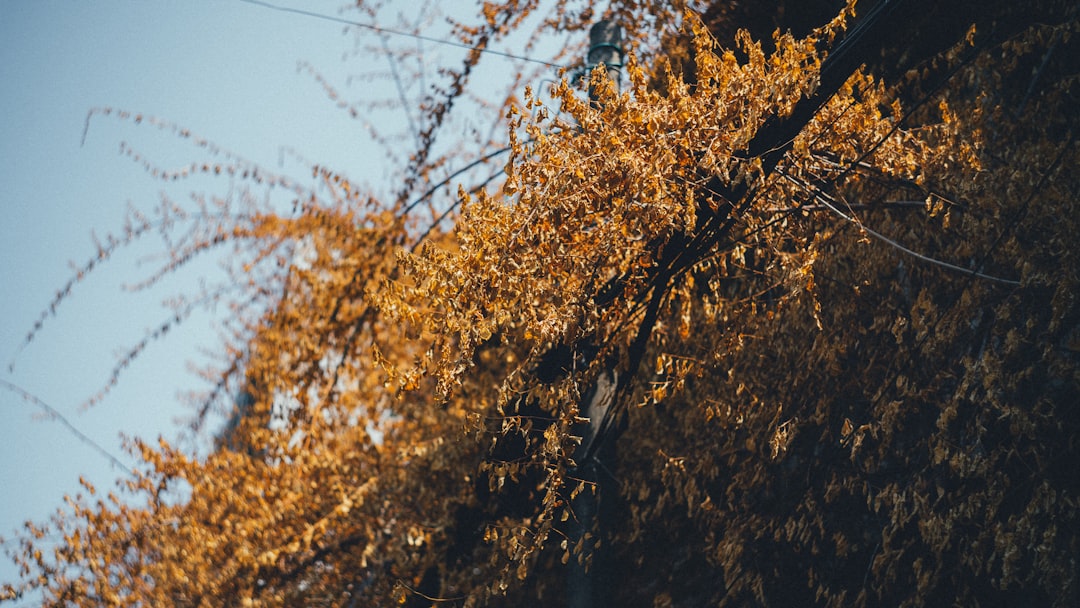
586 19 624 98
566 20 624 608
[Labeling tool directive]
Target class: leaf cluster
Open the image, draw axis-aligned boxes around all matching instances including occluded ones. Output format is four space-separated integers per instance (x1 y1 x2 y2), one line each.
4 1 1079 606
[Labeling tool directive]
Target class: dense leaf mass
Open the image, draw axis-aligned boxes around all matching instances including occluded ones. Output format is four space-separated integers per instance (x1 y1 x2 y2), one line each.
3 0 1078 606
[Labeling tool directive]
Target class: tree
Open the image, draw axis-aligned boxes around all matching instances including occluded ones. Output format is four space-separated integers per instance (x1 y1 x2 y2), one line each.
3 0 1078 606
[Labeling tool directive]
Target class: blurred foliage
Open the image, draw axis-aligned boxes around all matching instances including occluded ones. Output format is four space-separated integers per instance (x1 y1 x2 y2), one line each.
3 0 1077 606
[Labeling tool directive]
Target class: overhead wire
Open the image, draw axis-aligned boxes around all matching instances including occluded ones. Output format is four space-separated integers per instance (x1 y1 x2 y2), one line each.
236 0 566 69
0 379 131 472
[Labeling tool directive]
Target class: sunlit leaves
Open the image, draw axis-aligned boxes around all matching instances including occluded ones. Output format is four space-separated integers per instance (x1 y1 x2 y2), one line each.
5 1 1079 606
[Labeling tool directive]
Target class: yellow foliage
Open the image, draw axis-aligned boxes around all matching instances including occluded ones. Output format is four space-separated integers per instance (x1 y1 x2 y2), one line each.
4 1 1079 607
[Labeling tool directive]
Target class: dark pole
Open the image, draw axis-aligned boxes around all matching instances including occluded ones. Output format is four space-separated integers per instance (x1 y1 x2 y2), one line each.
567 22 623 608
586 19 624 101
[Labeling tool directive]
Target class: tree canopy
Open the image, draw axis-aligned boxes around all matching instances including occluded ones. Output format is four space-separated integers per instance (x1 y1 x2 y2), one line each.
3 0 1078 606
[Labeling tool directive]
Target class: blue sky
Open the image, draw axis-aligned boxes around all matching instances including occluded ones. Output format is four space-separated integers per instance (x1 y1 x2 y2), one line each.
0 0 413 589
0 0 574 594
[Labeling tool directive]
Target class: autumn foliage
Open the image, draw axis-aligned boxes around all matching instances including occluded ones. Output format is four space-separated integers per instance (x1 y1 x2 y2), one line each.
3 0 1079 606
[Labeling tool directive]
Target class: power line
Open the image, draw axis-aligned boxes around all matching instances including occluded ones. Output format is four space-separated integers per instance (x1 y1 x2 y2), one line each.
0 379 131 472
236 0 566 68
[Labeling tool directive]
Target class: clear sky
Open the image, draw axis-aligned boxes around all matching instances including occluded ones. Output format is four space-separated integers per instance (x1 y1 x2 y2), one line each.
0 0 418 590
